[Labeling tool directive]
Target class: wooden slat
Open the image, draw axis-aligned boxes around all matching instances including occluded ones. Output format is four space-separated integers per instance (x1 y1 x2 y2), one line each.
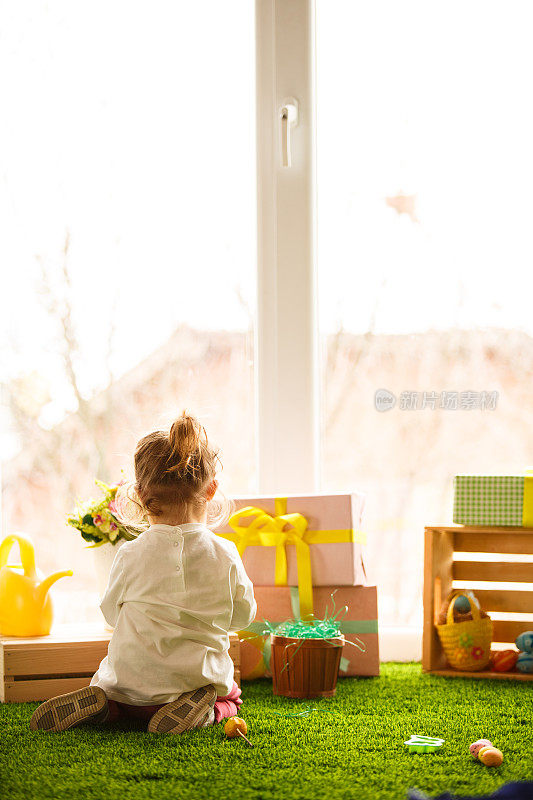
0 676 13 702
429 669 532 682
422 528 454 672
430 526 533 534
453 561 533 583
4 641 109 677
3 664 242 702
454 531 533 555
4 676 92 703
471 589 533 614
492 620 531 644
0 628 112 646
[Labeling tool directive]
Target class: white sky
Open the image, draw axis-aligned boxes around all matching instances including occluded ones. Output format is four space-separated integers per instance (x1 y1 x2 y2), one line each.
2 1 533 428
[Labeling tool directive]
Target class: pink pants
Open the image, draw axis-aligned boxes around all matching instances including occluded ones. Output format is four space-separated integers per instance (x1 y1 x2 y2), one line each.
107 681 242 725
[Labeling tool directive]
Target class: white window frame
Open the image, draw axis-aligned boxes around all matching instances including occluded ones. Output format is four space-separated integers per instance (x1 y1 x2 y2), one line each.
255 1 421 660
255 0 319 494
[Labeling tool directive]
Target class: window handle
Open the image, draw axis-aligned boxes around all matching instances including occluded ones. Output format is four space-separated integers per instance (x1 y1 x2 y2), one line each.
279 98 299 168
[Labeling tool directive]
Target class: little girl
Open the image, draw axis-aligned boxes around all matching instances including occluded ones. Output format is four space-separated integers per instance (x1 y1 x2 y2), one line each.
31 412 256 734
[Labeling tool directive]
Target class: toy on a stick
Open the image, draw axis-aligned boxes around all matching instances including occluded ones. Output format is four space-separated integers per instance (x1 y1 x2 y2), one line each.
224 716 253 748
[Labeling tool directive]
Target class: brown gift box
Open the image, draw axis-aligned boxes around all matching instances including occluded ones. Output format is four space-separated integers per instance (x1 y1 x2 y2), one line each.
238 585 379 680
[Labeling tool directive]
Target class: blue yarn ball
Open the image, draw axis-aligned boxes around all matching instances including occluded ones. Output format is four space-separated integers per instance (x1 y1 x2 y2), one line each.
515 631 533 654
453 595 471 613
516 652 533 673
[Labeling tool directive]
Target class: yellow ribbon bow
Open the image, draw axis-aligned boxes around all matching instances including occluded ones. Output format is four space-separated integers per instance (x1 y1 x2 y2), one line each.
219 498 363 619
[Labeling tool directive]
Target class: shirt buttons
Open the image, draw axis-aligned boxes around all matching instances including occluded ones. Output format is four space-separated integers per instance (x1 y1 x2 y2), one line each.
173 542 179 547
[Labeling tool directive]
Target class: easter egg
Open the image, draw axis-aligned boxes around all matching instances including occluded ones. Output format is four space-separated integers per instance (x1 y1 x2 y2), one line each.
492 649 519 672
479 747 504 767
224 716 248 738
454 595 471 613
469 739 493 758
515 631 533 654
516 651 533 673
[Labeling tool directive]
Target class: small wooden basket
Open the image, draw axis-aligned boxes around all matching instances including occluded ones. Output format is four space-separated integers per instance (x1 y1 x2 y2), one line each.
270 634 344 699
436 593 493 671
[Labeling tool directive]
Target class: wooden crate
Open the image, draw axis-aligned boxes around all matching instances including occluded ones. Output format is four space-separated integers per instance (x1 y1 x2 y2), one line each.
1 625 241 702
423 525 533 681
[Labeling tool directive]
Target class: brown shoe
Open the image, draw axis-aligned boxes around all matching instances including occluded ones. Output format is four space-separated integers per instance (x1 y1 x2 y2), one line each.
30 686 109 733
148 685 216 734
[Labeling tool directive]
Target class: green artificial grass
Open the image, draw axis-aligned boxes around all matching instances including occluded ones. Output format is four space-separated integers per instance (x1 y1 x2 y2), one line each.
1 664 532 800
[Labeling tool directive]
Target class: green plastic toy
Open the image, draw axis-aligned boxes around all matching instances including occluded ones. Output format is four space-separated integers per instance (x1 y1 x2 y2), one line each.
404 735 445 753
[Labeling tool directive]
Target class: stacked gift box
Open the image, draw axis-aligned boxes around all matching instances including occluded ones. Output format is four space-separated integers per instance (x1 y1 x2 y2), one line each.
453 474 533 527
216 493 379 679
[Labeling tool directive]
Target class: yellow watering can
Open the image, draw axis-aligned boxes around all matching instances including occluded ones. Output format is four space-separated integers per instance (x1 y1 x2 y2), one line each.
0 534 73 636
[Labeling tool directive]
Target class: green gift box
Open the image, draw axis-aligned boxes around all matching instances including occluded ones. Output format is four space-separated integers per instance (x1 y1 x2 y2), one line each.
453 474 533 527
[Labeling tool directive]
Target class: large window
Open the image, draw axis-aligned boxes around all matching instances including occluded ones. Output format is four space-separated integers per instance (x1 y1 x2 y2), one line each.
3 0 532 638
1 1 256 622
317 0 533 627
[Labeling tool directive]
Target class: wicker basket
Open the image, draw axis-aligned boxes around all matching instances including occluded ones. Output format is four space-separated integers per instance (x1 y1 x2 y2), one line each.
436 592 493 671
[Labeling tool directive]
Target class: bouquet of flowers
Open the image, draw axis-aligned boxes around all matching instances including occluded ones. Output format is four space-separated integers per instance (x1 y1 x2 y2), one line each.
67 480 140 546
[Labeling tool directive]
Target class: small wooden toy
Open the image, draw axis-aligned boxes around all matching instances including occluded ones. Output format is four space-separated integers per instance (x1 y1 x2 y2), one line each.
224 716 253 747
469 740 504 767
478 746 504 767
404 735 444 753
492 649 519 672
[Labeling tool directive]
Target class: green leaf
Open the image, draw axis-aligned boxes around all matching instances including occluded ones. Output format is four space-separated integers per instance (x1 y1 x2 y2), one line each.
81 530 101 543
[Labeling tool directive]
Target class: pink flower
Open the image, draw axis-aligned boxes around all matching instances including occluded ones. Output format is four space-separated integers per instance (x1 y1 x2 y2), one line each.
110 522 118 531
472 647 484 660
93 514 103 526
108 500 118 515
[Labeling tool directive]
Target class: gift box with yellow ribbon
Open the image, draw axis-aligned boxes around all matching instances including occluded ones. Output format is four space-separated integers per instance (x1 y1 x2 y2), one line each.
453 473 533 526
237 585 379 680
215 493 367 621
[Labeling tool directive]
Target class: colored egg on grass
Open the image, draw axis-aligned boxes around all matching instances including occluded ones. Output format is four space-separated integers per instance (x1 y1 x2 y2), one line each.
515 631 533 654
478 747 504 767
516 651 533 673
492 649 519 672
469 739 492 758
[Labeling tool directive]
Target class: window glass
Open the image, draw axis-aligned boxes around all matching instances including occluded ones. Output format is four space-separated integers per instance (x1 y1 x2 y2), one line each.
317 0 533 626
1 1 256 623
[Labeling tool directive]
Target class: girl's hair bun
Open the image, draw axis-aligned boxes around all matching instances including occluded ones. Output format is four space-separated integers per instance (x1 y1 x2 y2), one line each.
167 412 206 480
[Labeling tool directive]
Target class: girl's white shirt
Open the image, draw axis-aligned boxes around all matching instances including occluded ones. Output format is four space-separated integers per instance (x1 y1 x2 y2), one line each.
90 523 256 705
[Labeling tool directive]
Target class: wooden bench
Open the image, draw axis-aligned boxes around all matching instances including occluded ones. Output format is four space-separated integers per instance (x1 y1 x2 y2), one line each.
1 625 241 702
